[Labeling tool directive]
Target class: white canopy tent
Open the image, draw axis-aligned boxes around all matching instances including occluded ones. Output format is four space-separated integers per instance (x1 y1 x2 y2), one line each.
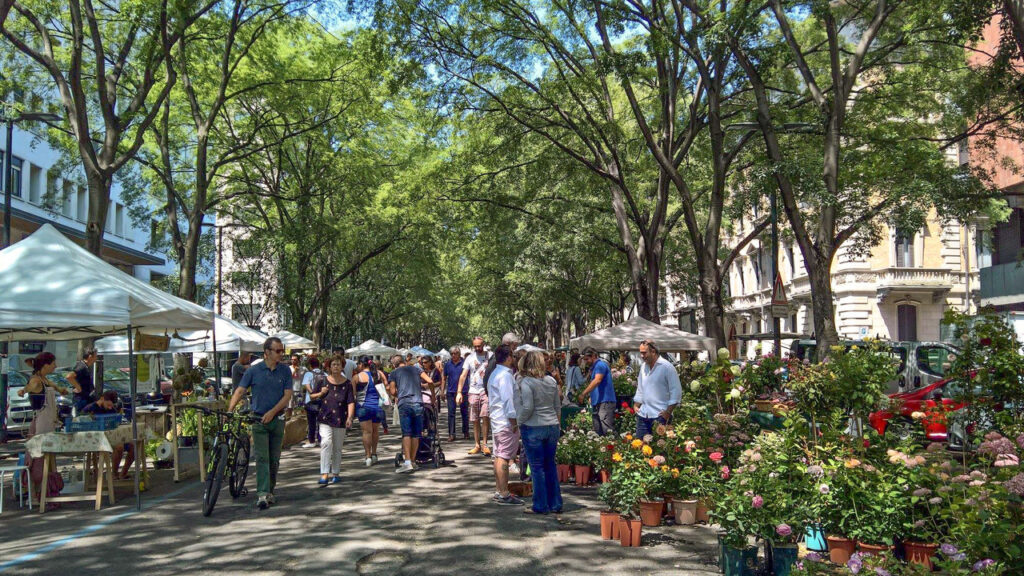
271 330 315 350
345 339 400 358
95 314 267 354
516 344 548 353
0 224 215 511
570 316 716 354
0 224 214 341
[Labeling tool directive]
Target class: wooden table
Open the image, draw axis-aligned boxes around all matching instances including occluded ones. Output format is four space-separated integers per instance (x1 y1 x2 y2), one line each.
26 428 128 513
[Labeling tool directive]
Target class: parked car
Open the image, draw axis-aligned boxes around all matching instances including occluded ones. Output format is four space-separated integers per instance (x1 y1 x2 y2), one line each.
868 376 966 443
4 370 74 436
793 339 959 394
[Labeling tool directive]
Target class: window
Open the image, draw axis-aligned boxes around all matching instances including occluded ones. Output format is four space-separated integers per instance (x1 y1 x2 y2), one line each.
785 244 795 278
76 187 86 222
105 203 114 233
897 304 918 341
790 314 798 333
115 203 125 236
894 228 914 267
62 180 74 217
29 164 42 203
752 251 762 289
0 153 24 198
917 345 953 378
975 229 992 269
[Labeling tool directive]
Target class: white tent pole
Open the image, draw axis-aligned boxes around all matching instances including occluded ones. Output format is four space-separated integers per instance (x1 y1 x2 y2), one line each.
128 323 141 510
211 317 220 400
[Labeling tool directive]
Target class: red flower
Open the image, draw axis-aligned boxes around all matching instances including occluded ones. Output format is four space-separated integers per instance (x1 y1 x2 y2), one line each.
621 401 630 408
606 444 615 452
863 439 871 448
980 337 992 347
628 408 636 415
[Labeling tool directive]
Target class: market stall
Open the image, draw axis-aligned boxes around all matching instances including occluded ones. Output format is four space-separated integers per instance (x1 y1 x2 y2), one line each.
345 339 401 359
569 316 716 354
0 224 215 510
271 330 315 351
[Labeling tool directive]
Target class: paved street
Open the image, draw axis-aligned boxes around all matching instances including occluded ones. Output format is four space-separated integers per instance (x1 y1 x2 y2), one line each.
0 423 720 575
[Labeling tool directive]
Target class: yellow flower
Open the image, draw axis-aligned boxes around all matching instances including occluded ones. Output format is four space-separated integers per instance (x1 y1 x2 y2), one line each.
623 462 631 470
844 458 861 469
642 445 653 456
671 469 680 478
625 434 634 441
612 452 623 462
631 439 644 449
661 465 670 473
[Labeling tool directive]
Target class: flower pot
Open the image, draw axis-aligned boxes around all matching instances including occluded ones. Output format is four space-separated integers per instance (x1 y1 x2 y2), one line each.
720 542 758 576
600 510 617 540
804 524 827 552
903 541 939 570
598 469 611 483
770 544 799 576
672 498 698 525
618 516 642 547
856 541 892 556
754 399 774 412
826 535 857 565
573 465 592 486
695 500 711 524
638 500 663 527
611 515 620 540
556 464 571 483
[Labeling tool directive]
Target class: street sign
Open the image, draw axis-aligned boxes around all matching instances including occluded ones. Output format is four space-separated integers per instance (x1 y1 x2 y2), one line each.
771 272 788 318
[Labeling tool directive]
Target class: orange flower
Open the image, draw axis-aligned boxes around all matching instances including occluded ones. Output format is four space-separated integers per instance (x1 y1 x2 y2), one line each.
648 458 659 468
625 434 634 441
844 458 861 469
671 468 680 478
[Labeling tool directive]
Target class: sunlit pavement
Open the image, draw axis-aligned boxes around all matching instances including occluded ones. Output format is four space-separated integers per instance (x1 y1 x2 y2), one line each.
0 418 720 575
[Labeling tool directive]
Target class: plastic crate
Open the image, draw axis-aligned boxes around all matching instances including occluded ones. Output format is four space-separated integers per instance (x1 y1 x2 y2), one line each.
64 414 122 432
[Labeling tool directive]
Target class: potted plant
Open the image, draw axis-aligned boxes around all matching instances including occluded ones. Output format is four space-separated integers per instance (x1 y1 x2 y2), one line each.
555 435 572 483
597 481 620 540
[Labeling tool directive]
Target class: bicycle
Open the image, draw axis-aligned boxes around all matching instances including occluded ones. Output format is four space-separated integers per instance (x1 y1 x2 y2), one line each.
193 406 260 516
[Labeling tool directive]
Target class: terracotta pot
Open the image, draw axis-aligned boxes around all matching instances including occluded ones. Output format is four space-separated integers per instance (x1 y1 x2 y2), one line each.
599 469 611 483
856 541 892 556
618 516 632 547
638 500 663 527
754 399 774 412
556 464 571 483
695 500 711 524
600 510 617 540
827 535 857 565
672 498 698 525
629 518 642 547
611 515 620 540
903 541 939 570
573 465 592 486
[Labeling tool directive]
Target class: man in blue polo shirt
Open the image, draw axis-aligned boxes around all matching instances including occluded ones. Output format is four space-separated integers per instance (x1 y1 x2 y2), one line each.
442 347 468 442
577 346 616 435
229 336 293 510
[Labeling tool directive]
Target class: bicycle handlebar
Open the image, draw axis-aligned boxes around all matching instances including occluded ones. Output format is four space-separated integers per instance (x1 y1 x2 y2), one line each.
188 405 260 423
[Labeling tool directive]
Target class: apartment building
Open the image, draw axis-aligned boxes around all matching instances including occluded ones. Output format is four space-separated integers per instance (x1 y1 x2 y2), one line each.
213 213 283 334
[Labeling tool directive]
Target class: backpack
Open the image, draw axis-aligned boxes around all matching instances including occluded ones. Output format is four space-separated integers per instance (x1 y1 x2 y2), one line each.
307 371 327 409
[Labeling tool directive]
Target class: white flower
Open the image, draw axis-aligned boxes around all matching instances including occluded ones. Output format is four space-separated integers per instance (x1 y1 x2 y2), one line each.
729 389 741 400
717 348 730 361
730 365 742 377
690 380 701 392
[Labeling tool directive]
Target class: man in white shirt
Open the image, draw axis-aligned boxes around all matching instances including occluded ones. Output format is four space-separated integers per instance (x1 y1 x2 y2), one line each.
487 345 522 506
457 337 492 456
632 339 682 438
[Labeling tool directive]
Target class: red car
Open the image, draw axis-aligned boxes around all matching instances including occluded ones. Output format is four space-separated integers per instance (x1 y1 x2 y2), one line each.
868 377 965 442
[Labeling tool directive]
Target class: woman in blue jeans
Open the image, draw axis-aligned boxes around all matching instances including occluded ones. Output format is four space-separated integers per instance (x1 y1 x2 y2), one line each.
513 350 563 514
354 356 388 466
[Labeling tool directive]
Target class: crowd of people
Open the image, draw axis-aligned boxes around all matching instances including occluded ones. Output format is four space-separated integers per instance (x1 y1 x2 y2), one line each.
17 332 681 516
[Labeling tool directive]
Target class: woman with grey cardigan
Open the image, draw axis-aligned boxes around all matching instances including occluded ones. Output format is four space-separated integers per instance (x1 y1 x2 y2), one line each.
513 350 563 515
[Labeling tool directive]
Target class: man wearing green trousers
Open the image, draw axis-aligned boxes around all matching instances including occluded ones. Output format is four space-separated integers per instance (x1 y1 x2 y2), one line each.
230 336 293 510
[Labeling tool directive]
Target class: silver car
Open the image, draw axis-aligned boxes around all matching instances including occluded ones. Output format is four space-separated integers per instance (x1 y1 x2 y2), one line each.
4 370 74 436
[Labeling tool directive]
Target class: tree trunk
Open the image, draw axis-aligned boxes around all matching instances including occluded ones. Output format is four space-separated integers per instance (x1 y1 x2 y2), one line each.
699 268 728 348
177 220 202 302
807 253 840 361
84 170 112 255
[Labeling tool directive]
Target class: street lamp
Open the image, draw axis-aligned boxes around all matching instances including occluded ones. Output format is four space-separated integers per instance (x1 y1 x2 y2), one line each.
1 105 61 442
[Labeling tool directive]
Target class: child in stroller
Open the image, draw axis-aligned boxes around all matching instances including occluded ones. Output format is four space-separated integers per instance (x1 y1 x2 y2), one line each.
394 400 446 469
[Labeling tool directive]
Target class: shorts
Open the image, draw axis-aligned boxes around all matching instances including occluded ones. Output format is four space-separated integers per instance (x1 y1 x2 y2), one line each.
492 427 520 461
356 403 383 423
399 403 424 438
468 393 489 423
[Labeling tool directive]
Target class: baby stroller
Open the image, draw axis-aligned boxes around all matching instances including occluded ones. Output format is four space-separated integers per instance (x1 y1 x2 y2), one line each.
394 402 446 469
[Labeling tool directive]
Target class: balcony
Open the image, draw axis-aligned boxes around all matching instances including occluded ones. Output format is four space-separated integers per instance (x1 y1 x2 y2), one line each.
875 267 954 304
980 262 1024 307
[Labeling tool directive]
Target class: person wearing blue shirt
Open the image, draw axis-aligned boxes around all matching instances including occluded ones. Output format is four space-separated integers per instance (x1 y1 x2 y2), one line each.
633 340 682 438
442 348 468 442
577 347 616 435
229 337 293 510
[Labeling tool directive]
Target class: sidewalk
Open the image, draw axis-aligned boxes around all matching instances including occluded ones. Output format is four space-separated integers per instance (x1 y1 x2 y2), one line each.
0 424 720 575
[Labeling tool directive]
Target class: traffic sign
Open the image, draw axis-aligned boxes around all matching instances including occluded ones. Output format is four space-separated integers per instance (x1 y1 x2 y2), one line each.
771 272 788 318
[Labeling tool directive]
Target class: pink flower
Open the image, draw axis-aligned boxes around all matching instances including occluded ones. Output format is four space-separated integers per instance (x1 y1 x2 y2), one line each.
752 495 764 508
721 466 730 480
709 452 724 463
776 523 792 537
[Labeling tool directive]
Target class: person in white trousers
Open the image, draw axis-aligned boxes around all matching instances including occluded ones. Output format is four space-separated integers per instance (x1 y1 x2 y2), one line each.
317 355 356 485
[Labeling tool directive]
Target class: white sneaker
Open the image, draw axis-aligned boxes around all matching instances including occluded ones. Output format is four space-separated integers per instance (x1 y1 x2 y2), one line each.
396 461 414 473
371 454 379 465
301 442 316 448
365 457 373 467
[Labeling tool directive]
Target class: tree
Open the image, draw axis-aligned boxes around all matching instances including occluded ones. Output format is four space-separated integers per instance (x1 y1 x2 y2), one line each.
1 0 218 253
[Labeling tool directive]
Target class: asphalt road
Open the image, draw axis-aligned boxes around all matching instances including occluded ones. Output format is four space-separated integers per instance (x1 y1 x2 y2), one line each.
0 422 721 575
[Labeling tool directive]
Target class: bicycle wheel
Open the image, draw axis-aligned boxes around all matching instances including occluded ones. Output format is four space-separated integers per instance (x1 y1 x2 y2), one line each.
229 437 250 498
202 443 229 516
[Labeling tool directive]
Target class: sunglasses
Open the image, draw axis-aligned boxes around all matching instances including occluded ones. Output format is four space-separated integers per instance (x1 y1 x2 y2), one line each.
270 348 285 354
